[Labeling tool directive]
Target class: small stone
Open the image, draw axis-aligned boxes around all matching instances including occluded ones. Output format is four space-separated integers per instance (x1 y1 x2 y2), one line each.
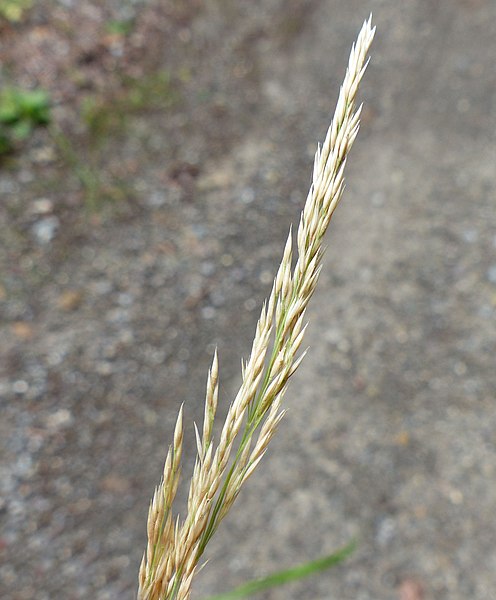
448 487 463 505
32 216 60 244
325 327 342 344
371 191 385 207
117 293 133 307
201 306 216 319
11 322 34 340
366 384 379 398
453 361 467 376
147 191 167 207
486 265 496 284
45 409 73 430
12 380 29 394
462 228 478 243
198 168 232 191
375 516 396 546
243 298 257 311
31 145 56 164
92 280 113 295
95 362 113 375
69 498 92 514
200 261 215 276
143 408 158 426
240 187 255 204
394 431 410 446
220 253 234 267
57 290 83 311
226 268 243 285
259 270 273 285
106 308 130 324
456 97 470 113
31 198 54 214
18 169 34 183
100 475 131 494
210 290 225 307
398 578 425 600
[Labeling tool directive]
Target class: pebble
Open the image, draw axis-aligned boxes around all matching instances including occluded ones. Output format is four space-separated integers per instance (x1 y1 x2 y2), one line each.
486 265 496 284
105 308 130 323
31 217 60 244
31 198 54 215
31 146 56 164
147 190 167 207
91 280 113 295
259 269 273 285
117 293 134 307
375 516 397 546
240 186 255 204
45 409 73 430
243 298 257 311
0 177 19 194
220 253 234 267
462 228 478 243
230 267 245 282
210 289 225 307
371 191 385 207
18 169 34 183
12 380 29 394
200 261 215 276
57 290 83 311
201 306 216 319
95 362 113 375
11 322 34 340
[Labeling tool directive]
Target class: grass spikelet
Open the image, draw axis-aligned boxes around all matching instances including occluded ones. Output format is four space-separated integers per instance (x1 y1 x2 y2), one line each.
138 16 375 600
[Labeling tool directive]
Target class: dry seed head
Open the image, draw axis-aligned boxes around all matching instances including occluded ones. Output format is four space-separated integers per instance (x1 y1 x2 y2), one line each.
173 405 184 465
202 350 219 451
241 452 268 483
138 16 374 600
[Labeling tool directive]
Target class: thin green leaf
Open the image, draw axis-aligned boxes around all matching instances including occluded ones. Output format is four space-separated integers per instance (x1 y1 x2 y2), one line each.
202 540 356 600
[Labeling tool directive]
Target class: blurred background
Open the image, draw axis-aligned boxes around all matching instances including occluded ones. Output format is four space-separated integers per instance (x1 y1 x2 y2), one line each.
1 1 495 599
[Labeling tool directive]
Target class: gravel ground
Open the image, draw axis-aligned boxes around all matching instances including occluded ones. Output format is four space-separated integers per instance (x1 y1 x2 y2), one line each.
1 1 495 599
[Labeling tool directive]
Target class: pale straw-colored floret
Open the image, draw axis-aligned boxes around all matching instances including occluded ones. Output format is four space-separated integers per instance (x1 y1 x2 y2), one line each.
138 16 375 600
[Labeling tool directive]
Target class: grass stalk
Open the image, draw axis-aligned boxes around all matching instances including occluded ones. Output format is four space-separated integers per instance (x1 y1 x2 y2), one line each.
138 16 375 600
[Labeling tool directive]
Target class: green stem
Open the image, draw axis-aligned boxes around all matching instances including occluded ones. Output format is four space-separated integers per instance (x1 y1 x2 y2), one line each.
202 540 357 600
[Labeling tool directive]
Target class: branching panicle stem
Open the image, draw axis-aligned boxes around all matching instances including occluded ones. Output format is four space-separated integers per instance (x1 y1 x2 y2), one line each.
138 16 375 600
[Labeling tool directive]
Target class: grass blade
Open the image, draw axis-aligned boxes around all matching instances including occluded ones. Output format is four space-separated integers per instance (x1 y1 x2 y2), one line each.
203 540 357 600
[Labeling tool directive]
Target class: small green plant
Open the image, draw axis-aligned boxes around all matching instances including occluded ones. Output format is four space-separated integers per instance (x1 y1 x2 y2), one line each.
203 541 357 600
105 18 134 36
82 70 178 140
0 87 50 155
0 0 32 22
50 127 129 213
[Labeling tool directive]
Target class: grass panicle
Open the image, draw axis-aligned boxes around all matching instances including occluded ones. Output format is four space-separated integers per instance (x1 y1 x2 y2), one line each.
138 16 375 600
